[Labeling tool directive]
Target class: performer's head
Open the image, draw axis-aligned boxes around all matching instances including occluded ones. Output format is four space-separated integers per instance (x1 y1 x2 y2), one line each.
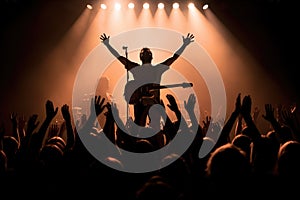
140 47 153 64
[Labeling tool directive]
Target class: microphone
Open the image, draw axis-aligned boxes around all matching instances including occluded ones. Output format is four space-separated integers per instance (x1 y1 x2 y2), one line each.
122 46 128 50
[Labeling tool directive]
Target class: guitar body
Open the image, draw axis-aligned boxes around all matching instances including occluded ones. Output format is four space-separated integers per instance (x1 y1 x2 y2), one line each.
124 81 159 105
124 81 193 105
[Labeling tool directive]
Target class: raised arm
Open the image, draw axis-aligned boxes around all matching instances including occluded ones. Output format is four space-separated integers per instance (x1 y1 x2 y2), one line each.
80 95 107 135
160 33 194 66
100 33 139 70
29 100 58 157
61 104 75 151
10 112 20 146
240 95 261 142
166 93 188 130
215 93 241 148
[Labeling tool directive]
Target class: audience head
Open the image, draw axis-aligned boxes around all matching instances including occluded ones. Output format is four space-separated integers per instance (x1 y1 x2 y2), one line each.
250 135 279 175
277 140 300 179
206 143 251 180
232 134 252 160
39 143 64 170
136 175 180 200
3 136 19 167
46 136 66 152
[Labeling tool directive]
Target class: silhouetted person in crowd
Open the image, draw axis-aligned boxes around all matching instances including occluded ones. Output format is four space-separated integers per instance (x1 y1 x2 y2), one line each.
135 175 181 200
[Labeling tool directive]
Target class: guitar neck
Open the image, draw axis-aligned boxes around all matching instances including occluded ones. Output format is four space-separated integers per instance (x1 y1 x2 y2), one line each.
151 82 193 90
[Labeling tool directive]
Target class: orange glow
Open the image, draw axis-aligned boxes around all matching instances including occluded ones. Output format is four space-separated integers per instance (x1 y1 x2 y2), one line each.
154 5 168 27
186 3 207 36
138 3 154 26
169 5 187 31
31 1 287 132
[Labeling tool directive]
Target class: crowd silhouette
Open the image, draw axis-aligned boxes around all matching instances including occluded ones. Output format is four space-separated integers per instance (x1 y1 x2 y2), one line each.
0 91 300 199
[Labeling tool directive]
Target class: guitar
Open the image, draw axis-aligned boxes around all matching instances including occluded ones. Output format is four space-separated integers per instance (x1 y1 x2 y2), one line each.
124 81 193 105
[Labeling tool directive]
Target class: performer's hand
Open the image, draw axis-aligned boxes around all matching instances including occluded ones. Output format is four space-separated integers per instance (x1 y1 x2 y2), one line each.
182 33 194 46
100 33 110 45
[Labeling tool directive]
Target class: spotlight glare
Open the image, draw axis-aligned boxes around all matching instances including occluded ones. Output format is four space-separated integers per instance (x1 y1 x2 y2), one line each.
86 4 93 10
115 3 121 10
128 2 135 9
188 3 195 9
203 4 209 10
173 2 179 9
100 3 107 10
158 3 164 9
143 3 150 9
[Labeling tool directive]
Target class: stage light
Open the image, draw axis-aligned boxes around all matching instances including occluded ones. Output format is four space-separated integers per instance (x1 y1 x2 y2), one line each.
158 3 164 9
188 3 195 9
128 2 135 9
86 4 93 10
173 2 179 9
143 2 150 9
100 3 107 10
115 2 121 10
203 4 209 10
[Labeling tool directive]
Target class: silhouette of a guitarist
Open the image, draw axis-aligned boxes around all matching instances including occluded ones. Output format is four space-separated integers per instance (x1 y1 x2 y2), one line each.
100 33 194 126
124 81 193 106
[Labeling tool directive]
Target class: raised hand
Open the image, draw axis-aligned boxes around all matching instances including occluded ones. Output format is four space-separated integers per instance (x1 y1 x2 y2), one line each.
184 93 196 115
94 95 106 116
166 94 179 112
100 33 110 45
234 93 242 114
45 100 58 121
26 114 39 136
61 104 71 122
281 108 295 128
183 93 198 130
182 33 195 46
262 103 276 122
241 95 252 117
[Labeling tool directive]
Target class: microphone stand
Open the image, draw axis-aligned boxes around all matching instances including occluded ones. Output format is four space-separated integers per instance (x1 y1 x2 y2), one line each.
122 46 129 122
